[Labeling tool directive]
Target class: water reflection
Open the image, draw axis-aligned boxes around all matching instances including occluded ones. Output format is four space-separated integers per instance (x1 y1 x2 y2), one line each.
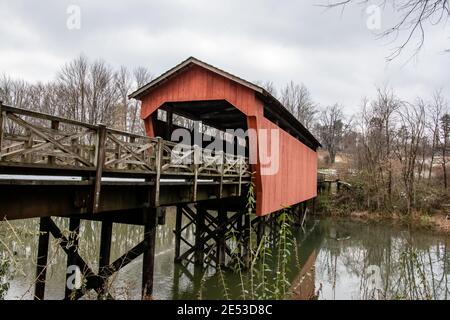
315 219 450 300
1 214 450 300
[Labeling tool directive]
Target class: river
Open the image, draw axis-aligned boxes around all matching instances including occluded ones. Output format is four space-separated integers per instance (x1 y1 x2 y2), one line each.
1 212 449 300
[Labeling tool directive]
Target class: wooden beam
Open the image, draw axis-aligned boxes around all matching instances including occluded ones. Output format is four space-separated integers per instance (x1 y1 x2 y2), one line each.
153 138 162 207
34 217 51 300
65 217 81 300
98 220 113 299
142 207 157 299
174 205 183 262
47 120 60 165
194 205 204 266
92 124 107 213
217 207 227 267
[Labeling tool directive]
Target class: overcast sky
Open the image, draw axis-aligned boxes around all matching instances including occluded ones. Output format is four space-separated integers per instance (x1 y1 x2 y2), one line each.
1 0 449 113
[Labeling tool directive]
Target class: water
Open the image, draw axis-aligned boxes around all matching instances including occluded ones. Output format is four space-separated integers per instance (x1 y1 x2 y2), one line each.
1 213 449 300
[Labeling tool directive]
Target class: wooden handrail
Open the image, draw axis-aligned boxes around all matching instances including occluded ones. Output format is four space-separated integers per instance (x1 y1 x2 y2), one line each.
0 104 251 185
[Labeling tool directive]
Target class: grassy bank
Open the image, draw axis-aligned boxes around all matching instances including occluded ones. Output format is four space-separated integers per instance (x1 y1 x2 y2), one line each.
315 191 450 234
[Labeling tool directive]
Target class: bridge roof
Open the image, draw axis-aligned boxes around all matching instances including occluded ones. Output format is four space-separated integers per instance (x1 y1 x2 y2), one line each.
129 57 321 149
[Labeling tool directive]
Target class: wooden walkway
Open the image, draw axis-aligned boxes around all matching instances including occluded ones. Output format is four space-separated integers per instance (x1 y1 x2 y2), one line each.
0 103 251 220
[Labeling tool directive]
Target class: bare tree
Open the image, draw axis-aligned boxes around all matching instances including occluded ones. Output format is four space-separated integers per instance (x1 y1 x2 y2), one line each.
317 104 348 164
115 66 132 131
441 113 450 188
393 101 426 214
426 90 445 182
57 54 89 122
1 55 152 135
353 88 399 209
324 0 450 59
280 81 317 129
129 67 153 134
255 80 278 97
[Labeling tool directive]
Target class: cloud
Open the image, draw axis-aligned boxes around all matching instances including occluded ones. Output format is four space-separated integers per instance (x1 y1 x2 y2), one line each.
0 0 449 113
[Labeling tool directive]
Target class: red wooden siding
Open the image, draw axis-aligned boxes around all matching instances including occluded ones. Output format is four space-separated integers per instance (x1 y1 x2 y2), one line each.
139 65 317 216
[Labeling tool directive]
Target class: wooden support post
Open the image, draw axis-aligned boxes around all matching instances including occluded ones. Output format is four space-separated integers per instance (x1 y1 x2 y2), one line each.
115 140 122 170
65 217 81 300
142 207 157 300
216 206 227 267
154 137 163 207
34 217 51 300
166 108 173 141
48 120 59 165
98 220 113 299
192 145 200 202
174 205 183 262
127 136 135 170
194 205 204 266
23 128 33 162
93 124 107 213
238 157 243 196
219 151 224 198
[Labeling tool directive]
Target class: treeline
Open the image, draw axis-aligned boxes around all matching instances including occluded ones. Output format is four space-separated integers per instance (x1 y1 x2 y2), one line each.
0 55 153 134
2 55 449 215
259 81 450 216
347 88 450 215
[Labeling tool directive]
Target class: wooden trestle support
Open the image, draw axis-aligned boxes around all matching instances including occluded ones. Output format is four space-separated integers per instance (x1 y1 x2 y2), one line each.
33 199 314 300
33 207 158 300
172 199 315 270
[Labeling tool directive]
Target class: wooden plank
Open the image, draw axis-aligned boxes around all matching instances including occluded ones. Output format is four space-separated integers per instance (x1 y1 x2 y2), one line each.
7 113 93 167
106 132 153 171
48 120 59 165
1 104 97 129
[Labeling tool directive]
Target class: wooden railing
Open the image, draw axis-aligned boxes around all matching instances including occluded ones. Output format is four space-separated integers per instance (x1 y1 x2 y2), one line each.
0 103 251 208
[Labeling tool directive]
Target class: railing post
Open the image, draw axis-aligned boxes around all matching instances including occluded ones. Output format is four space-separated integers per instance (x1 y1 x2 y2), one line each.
154 137 163 207
127 136 134 170
238 156 243 196
218 151 224 198
92 124 107 213
48 120 59 165
23 128 33 162
192 145 200 202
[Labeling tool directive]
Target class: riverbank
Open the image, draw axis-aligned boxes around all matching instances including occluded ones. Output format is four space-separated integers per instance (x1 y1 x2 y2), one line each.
316 210 450 235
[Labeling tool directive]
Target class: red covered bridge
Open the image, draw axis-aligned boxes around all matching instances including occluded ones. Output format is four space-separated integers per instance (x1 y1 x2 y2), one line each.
0 57 321 300
130 57 321 217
